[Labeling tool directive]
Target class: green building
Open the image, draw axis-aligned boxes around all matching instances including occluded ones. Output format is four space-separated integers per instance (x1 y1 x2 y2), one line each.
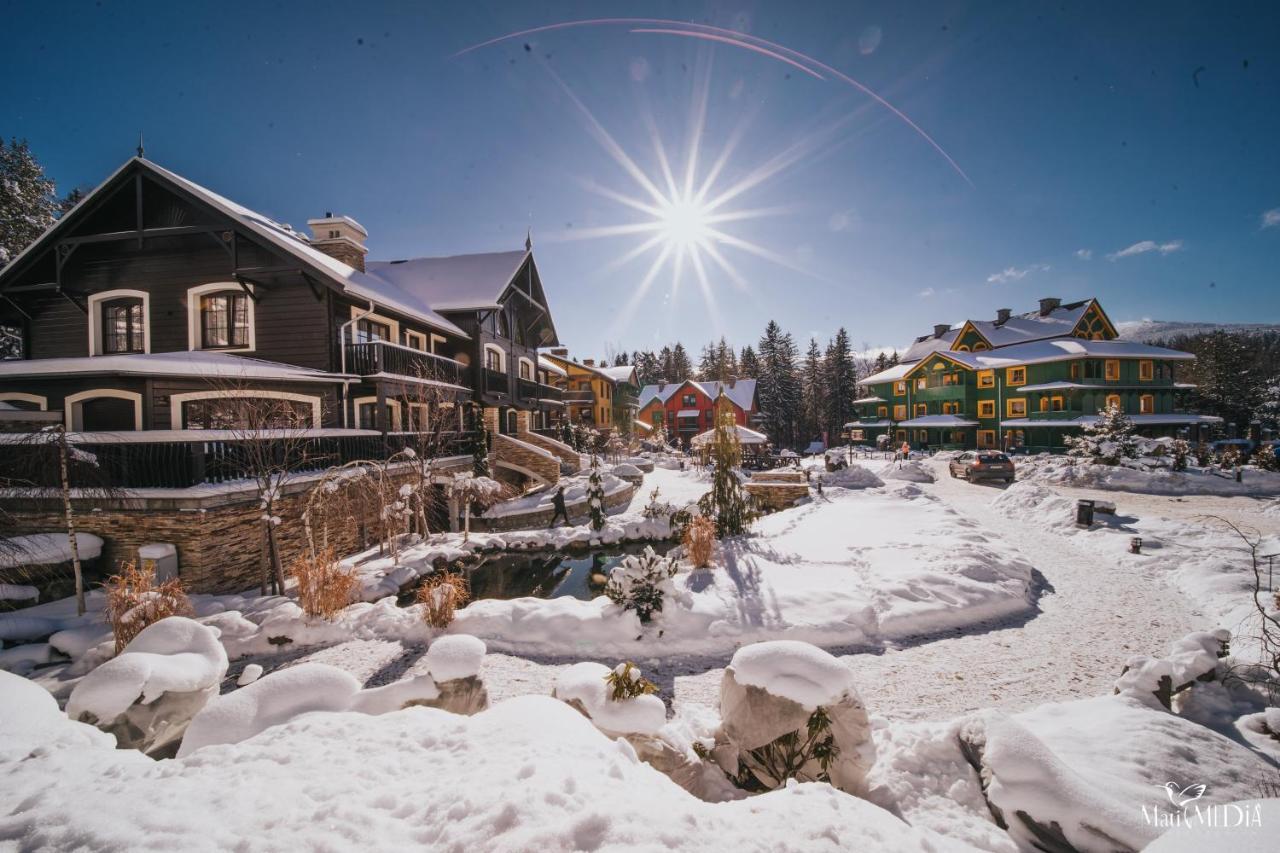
847 297 1221 453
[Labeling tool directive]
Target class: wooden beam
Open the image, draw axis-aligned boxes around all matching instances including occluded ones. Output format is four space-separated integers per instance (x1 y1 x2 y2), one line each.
59 226 227 246
135 173 144 247
233 275 264 301
1 294 32 320
300 271 326 302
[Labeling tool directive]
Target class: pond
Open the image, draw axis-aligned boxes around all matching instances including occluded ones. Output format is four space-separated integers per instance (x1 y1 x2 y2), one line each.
424 541 680 602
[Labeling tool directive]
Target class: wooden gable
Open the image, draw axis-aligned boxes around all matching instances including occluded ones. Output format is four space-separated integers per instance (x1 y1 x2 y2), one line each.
950 321 991 352
903 351 973 379
1071 300 1117 340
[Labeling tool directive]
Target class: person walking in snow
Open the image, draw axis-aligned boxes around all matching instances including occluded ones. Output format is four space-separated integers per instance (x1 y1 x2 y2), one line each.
899 440 911 464
548 485 570 528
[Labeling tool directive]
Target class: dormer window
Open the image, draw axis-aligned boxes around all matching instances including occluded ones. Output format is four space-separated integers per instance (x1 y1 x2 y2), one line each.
201 291 250 349
101 297 145 353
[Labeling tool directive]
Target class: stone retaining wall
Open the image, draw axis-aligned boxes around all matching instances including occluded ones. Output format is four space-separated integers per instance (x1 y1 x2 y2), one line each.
470 480 638 533
744 481 810 512
518 428 583 469
492 433 561 486
0 456 473 595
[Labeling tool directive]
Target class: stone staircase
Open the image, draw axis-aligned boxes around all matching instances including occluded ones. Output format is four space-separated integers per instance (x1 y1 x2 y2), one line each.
491 433 562 487
518 429 584 473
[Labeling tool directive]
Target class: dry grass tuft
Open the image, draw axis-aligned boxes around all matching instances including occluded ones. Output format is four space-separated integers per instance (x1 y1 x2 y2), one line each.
105 559 193 653
683 515 717 569
416 572 470 628
290 547 358 620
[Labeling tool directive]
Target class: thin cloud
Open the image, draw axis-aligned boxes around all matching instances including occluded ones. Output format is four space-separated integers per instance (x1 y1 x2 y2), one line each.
918 287 935 298
1107 239 1182 261
1075 248 1093 260
1261 208 1280 230
987 263 1049 285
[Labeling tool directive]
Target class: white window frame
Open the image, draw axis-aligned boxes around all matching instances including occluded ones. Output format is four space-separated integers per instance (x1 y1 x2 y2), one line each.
483 343 506 372
517 356 535 380
168 389 322 430
0 392 47 411
403 330 427 352
353 395 402 431
187 282 256 353
64 389 144 431
429 333 447 354
88 289 151 356
348 306 400 343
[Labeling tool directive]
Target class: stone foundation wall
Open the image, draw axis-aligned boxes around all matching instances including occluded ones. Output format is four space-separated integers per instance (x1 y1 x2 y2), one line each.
518 428 583 469
0 457 472 595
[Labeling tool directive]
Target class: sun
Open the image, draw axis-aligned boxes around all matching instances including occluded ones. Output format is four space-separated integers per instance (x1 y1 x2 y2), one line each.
656 193 713 251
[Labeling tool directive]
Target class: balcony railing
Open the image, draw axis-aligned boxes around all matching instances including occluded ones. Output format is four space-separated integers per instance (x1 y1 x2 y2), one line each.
562 389 594 403
0 431 479 490
536 383 563 402
345 341 467 387
615 392 639 409
483 368 509 396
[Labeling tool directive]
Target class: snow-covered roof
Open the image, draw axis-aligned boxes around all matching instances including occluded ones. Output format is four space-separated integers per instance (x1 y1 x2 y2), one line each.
676 409 700 417
947 338 1196 370
852 396 885 404
0 351 353 383
898 415 979 427
636 379 757 412
844 420 891 428
365 251 528 313
139 160 470 338
632 419 652 432
965 300 1095 348
859 363 914 385
598 365 637 384
1017 381 1093 392
900 329 959 362
537 356 567 377
1000 414 1223 428
0 427 383 445
691 424 769 446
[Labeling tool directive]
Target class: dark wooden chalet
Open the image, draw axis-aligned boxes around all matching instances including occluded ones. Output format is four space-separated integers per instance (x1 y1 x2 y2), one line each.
0 155 565 459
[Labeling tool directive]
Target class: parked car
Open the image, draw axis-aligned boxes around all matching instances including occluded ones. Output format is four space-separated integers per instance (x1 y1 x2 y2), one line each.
949 451 1016 483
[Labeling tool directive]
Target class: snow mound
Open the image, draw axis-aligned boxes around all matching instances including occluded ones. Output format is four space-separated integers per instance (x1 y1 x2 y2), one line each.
611 463 643 477
552 661 666 736
179 662 439 756
66 617 228 723
0 670 117 761
2 693 945 851
728 641 857 710
424 634 485 681
879 460 935 483
1144 799 1276 851
0 532 104 569
820 464 883 489
1021 456 1280 496
989 481 1077 528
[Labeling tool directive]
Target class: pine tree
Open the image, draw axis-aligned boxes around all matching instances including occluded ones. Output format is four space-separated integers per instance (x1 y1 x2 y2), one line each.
671 343 693 381
756 321 801 448
1065 402 1139 465
697 342 718 381
872 351 889 374
1 139 61 267
739 345 760 379
472 408 491 476
586 453 607 530
697 393 757 538
822 329 857 441
658 346 675 382
800 338 825 443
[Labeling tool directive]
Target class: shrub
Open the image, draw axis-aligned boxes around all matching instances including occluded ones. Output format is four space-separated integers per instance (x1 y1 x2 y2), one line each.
104 559 193 653
605 661 659 701
604 546 679 623
734 706 841 791
1254 444 1279 472
1193 441 1213 467
416 572 470 628
290 547 357 621
1170 438 1190 472
1219 445 1241 470
683 515 716 568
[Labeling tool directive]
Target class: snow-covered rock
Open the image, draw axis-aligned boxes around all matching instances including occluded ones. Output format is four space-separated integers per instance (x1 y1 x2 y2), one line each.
424 634 485 682
0 532 104 569
552 661 666 737
65 616 228 757
819 464 884 489
179 662 439 756
879 460 935 483
719 641 876 795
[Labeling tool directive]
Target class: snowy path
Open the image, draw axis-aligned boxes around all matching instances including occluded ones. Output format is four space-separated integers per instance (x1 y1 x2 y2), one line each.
673 460 1205 720
232 459 1210 723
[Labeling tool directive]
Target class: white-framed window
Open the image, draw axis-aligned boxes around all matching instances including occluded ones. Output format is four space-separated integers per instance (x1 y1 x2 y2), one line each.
353 396 401 431
64 389 143 431
168 390 321 430
0 392 48 411
348 307 400 344
187 282 256 352
483 343 506 372
518 357 534 380
88 289 150 355
429 333 447 354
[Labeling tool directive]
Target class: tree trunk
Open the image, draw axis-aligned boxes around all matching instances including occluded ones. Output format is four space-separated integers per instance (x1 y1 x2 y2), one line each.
463 503 471 543
268 520 287 596
260 518 271 596
57 428 86 616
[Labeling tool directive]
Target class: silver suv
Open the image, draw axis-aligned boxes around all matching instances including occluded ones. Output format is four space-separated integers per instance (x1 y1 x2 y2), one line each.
949 451 1015 483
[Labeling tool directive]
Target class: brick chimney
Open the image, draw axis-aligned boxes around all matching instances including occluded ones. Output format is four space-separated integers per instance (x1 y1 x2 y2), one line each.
550 347 569 357
995 308 1012 325
307 213 368 272
1038 297 1061 316
583 358 595 367
933 324 950 338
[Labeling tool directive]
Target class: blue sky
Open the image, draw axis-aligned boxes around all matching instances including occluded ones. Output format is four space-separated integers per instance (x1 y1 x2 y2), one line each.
3 1 1278 357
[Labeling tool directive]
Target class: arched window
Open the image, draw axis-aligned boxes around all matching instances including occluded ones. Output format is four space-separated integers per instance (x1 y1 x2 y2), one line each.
188 284 254 351
168 390 321 430
89 290 150 355
65 390 143 431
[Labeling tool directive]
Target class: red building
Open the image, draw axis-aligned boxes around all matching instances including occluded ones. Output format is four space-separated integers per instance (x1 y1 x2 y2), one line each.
635 379 759 446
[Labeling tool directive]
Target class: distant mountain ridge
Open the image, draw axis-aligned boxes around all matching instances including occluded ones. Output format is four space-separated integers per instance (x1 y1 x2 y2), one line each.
1116 319 1280 343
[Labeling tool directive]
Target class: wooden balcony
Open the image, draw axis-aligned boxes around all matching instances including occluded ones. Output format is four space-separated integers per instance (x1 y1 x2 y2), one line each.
483 368 509 396
345 341 468 387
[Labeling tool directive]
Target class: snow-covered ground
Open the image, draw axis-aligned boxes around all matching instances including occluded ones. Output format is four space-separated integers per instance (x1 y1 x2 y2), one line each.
2 455 1276 850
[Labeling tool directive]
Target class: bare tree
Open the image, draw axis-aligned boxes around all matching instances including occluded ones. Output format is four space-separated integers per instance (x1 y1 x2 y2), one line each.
1203 515 1280 696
